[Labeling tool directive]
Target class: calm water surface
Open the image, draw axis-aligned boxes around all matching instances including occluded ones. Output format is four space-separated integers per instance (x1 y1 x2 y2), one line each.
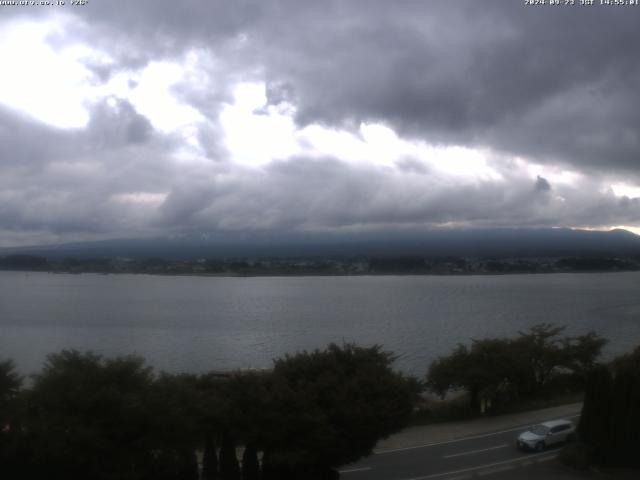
1 271 640 376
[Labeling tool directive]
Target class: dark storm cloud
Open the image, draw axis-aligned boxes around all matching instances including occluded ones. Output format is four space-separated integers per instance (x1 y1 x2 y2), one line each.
150 155 640 236
58 0 640 175
159 178 219 226
0 99 156 168
0 102 180 242
250 1 640 175
87 99 154 146
535 176 551 193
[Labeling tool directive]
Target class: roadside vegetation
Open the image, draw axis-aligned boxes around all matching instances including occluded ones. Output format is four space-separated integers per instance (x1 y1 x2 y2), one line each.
2 325 638 478
423 324 640 470
0 344 418 480
423 323 606 418
561 345 640 469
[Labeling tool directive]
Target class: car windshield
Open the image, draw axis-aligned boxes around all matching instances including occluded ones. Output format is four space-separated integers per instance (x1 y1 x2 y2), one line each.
529 425 549 435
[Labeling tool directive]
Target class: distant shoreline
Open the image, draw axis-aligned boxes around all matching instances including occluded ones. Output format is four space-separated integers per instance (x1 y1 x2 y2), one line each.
2 267 639 278
2 252 640 277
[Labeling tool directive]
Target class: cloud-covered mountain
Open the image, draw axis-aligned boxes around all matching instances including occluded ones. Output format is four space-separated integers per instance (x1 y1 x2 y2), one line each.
3 228 639 260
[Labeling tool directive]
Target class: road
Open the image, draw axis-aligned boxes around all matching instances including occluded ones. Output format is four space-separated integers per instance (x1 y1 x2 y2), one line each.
339 412 581 480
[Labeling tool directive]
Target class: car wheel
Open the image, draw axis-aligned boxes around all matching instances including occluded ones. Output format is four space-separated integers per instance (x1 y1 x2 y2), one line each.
535 441 545 452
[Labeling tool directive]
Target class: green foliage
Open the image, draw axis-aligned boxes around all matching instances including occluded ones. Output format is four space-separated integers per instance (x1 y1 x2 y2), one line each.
426 324 606 412
9 350 210 479
259 343 419 475
578 364 613 462
148 372 201 448
23 350 158 479
514 323 568 391
0 359 25 476
0 358 22 427
2 343 419 479
579 346 640 467
0 359 22 401
215 371 271 444
561 331 608 382
427 344 469 398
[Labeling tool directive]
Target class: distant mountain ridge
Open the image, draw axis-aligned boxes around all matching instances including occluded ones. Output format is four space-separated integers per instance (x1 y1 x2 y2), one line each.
1 228 640 260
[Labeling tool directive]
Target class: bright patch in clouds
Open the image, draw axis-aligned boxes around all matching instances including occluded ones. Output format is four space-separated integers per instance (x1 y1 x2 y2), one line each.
0 18 205 135
0 18 94 128
610 226 640 236
583 225 640 236
111 192 168 205
521 160 582 187
127 61 205 133
611 183 640 199
220 83 300 165
220 82 502 181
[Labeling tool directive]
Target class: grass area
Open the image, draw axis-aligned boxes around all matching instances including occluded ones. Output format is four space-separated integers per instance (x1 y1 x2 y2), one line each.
492 391 583 415
409 390 584 426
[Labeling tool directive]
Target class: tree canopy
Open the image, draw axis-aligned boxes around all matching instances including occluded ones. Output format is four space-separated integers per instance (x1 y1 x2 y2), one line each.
258 344 419 479
579 345 640 467
426 324 606 412
0 359 22 402
0 344 418 480
24 351 158 479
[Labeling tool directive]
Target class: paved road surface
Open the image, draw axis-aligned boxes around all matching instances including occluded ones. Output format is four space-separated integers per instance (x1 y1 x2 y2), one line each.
339 411 581 480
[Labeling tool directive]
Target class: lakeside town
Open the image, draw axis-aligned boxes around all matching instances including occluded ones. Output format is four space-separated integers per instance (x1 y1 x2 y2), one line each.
1 254 640 276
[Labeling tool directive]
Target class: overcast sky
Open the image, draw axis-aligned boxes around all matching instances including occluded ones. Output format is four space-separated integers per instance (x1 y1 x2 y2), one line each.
1 0 640 247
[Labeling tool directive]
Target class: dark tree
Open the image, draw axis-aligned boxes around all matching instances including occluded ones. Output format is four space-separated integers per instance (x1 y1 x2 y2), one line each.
427 344 470 399
219 431 241 480
24 350 157 480
579 345 640 467
258 344 419 478
427 339 527 411
369 256 427 273
0 359 22 398
242 444 260 480
198 372 267 480
0 254 49 271
579 365 613 464
427 324 606 412
150 373 201 448
202 432 219 480
0 358 22 422
562 331 608 382
0 359 25 476
514 323 568 391
178 448 199 480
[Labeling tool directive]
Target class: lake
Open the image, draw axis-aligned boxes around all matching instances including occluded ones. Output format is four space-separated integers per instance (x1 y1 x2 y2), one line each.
1 270 640 377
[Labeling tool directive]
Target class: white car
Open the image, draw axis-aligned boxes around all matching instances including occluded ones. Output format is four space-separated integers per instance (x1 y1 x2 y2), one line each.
516 419 576 451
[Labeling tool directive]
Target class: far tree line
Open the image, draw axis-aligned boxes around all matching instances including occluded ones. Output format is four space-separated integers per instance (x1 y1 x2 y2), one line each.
2 253 640 276
1 324 639 478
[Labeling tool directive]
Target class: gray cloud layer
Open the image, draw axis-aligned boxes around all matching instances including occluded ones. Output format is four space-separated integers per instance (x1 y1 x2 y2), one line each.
1 1 640 245
65 0 640 172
